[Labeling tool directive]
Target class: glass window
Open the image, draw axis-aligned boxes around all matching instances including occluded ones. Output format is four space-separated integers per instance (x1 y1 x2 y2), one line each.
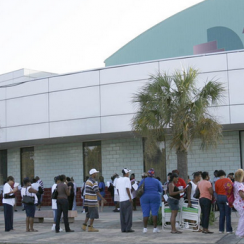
143 138 166 182
83 141 101 180
21 147 34 182
0 150 7 185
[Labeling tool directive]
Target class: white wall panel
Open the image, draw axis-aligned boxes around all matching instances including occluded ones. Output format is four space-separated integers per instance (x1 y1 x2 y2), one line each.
227 51 244 70
101 80 148 116
101 114 133 133
6 78 48 99
0 88 5 101
100 62 158 84
0 101 6 127
208 106 230 124
7 123 49 142
49 71 99 92
6 94 49 127
228 70 244 105
159 54 227 74
196 71 229 106
0 128 7 143
49 87 100 121
230 105 244 124
50 117 100 138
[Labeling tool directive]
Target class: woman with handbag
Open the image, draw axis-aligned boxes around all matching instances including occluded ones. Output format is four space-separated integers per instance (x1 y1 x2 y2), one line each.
21 178 38 232
3 176 18 231
138 168 162 233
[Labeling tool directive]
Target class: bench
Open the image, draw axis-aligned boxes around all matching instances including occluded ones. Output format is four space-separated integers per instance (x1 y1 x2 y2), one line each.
34 210 78 223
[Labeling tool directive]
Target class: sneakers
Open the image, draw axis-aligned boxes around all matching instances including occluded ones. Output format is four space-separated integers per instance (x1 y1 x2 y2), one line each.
88 225 99 232
175 222 180 228
143 228 147 233
59 228 63 232
51 224 56 231
219 231 224 234
153 228 160 233
82 223 87 231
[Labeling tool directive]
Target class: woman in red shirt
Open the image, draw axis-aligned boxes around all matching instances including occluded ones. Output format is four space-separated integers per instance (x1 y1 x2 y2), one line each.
215 170 233 233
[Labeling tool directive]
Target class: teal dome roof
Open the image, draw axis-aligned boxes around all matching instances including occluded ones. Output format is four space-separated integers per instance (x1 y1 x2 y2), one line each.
104 0 244 66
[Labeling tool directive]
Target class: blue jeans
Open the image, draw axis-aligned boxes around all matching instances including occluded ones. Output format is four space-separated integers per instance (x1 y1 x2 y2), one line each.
199 198 211 229
217 194 232 232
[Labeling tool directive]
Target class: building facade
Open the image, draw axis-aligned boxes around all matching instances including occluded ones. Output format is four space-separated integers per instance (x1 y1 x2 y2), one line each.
0 50 244 188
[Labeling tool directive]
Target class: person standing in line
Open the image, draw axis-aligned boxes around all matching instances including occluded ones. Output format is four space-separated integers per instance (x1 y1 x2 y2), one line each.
116 168 134 233
187 172 201 207
82 169 107 232
51 176 63 232
66 177 74 210
21 178 38 232
112 173 120 212
139 169 162 234
55 174 74 233
167 173 184 234
227 173 235 183
215 170 233 234
233 169 244 237
2 176 18 232
35 176 44 211
81 176 89 213
198 171 214 234
98 176 106 212
211 170 219 203
130 173 137 211
71 177 77 211
172 170 186 209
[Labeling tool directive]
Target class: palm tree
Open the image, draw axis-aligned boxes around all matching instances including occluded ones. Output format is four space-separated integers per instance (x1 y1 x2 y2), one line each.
132 67 225 182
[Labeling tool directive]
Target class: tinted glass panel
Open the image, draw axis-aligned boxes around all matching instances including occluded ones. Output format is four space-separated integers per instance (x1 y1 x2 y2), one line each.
0 150 7 185
21 147 34 183
83 141 101 180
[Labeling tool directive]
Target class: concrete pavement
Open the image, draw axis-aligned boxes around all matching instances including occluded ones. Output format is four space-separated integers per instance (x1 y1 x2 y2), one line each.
0 206 243 244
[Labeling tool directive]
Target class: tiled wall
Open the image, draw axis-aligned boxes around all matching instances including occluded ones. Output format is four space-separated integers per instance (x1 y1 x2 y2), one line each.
166 131 241 180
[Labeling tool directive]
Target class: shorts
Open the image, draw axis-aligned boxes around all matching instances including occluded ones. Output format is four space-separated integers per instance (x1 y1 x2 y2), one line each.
140 194 160 217
167 197 179 211
86 207 99 219
24 203 36 218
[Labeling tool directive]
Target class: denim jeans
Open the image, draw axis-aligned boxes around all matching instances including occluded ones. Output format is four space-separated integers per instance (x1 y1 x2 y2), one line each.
199 197 211 229
217 194 232 232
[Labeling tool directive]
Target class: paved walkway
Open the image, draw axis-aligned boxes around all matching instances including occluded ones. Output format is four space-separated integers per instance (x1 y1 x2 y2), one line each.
0 206 243 244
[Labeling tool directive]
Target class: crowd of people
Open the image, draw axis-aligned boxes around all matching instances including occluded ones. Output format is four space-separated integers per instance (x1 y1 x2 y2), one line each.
1 168 244 238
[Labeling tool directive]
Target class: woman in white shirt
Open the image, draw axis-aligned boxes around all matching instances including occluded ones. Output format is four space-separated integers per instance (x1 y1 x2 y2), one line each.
51 176 63 232
3 176 17 231
21 178 38 232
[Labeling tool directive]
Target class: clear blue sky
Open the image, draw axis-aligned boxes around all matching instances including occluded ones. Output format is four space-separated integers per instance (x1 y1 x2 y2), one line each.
0 0 204 75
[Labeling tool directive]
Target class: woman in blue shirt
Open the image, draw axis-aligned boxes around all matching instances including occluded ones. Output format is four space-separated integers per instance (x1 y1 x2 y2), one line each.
139 168 162 233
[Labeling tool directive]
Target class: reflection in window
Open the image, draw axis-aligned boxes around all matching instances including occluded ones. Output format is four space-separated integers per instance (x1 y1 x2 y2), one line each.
83 141 101 181
0 150 7 185
143 138 166 182
21 147 34 183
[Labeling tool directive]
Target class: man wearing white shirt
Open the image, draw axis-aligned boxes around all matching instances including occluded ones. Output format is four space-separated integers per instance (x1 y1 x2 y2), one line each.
116 168 134 233
3 176 17 231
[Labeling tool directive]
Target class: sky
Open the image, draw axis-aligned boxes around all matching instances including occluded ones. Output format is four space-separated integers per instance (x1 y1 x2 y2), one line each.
0 0 204 75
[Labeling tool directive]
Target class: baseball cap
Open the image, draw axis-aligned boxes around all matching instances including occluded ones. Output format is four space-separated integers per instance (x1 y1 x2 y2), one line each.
122 168 131 174
89 168 99 175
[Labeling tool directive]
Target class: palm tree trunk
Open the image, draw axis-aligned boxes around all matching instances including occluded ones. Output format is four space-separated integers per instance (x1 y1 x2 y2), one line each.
176 150 188 184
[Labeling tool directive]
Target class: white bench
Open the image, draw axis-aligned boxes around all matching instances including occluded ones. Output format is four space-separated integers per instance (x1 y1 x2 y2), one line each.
34 210 78 223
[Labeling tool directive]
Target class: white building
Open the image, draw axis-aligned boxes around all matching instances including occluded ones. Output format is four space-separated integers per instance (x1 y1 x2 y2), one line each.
0 50 244 187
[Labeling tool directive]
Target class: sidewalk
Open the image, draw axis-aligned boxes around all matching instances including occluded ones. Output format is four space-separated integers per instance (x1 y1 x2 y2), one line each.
0 206 243 244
